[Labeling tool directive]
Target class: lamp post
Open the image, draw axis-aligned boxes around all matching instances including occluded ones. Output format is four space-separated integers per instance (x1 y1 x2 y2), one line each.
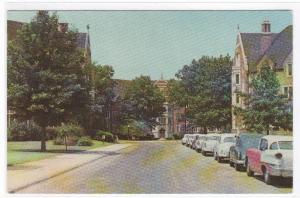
127 125 130 140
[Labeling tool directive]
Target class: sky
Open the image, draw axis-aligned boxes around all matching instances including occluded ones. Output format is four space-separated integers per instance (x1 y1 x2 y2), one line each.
7 10 292 80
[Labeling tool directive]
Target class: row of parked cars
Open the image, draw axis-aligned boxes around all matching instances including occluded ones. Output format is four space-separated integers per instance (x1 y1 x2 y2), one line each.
181 132 293 185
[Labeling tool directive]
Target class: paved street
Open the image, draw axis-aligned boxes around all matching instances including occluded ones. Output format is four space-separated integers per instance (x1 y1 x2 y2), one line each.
16 141 292 194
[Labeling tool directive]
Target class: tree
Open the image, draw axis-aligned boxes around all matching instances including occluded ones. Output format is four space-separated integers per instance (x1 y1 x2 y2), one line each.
235 64 292 134
123 75 165 129
167 79 189 133
55 123 83 151
175 55 232 133
83 63 115 133
8 11 88 151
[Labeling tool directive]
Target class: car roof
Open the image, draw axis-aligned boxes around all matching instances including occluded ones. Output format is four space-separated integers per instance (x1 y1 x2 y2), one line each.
262 135 293 142
220 133 236 137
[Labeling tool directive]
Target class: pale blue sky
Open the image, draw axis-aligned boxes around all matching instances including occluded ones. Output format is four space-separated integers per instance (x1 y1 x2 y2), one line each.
7 11 292 80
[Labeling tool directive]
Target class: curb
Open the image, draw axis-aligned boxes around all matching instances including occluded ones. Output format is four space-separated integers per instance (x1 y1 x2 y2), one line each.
8 144 131 193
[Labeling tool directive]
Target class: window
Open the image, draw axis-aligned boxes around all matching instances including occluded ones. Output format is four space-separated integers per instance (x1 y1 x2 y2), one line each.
288 87 293 100
259 139 268 151
288 64 292 76
236 74 240 85
270 142 278 150
236 94 240 104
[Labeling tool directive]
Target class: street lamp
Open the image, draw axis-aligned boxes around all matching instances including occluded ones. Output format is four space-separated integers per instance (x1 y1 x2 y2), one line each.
127 125 130 140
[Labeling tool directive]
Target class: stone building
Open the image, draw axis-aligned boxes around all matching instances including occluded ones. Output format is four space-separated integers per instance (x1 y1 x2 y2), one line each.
152 76 186 138
231 20 293 132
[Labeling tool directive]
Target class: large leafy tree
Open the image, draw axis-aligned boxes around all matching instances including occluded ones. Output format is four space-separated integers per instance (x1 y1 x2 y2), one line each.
123 75 165 129
8 11 88 151
235 64 292 134
175 55 232 133
83 63 115 133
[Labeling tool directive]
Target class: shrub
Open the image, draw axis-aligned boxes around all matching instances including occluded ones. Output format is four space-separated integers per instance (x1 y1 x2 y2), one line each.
8 120 42 141
77 136 93 146
95 131 114 142
173 134 182 140
166 136 175 140
54 123 84 150
139 134 155 140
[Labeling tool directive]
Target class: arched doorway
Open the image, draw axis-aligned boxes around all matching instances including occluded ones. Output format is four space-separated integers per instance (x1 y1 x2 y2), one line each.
159 128 165 138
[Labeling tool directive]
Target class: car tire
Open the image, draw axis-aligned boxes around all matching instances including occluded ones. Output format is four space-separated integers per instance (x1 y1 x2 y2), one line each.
214 153 217 160
246 162 254 177
235 163 241 171
217 156 222 163
263 169 273 185
202 150 206 156
229 161 234 167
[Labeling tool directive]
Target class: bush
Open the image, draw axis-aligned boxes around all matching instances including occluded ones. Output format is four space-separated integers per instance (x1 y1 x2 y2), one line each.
95 131 114 142
166 136 175 140
139 134 155 140
8 120 42 141
77 136 93 146
53 136 79 146
173 134 182 140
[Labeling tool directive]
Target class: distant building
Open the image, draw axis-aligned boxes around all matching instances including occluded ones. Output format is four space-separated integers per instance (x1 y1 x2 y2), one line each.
232 21 293 132
152 76 186 138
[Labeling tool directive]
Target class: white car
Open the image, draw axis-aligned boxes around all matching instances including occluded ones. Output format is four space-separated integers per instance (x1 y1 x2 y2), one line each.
201 133 221 156
194 134 207 152
213 133 236 162
181 134 189 145
187 134 197 148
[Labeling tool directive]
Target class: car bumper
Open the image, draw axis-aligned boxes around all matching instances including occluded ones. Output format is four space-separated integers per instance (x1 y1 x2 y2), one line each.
269 167 293 177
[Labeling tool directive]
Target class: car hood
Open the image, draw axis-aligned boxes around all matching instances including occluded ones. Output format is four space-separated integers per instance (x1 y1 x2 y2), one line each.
219 142 235 150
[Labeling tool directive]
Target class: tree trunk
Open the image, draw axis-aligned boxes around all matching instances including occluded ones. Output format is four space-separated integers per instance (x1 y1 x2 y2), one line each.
184 107 187 134
203 126 207 134
41 126 46 152
266 127 270 135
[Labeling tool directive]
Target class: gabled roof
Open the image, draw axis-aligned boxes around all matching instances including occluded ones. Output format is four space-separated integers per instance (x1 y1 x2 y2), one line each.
240 33 277 72
262 25 293 70
240 25 292 72
77 32 90 49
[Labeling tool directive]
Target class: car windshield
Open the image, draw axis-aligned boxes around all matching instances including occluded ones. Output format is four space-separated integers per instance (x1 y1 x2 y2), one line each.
278 141 293 150
207 136 218 141
224 137 235 143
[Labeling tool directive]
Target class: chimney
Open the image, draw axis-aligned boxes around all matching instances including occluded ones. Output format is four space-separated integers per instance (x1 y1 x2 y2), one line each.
58 23 68 33
261 20 271 33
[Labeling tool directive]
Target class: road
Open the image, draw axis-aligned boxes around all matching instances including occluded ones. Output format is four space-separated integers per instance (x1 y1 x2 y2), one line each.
17 141 292 194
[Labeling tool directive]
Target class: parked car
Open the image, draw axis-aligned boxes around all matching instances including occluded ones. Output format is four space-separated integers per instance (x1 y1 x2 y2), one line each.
191 134 203 149
186 134 194 147
229 133 263 171
213 133 236 162
181 134 188 145
245 135 293 185
194 134 207 152
201 133 221 156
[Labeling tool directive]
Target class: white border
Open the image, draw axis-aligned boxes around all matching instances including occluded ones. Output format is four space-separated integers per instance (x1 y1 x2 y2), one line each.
1 1 300 198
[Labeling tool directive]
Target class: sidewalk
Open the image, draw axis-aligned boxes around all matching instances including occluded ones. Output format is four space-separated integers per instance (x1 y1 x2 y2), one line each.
7 143 131 193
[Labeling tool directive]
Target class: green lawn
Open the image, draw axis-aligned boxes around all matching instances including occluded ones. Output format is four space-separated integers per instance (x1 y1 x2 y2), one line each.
7 140 113 166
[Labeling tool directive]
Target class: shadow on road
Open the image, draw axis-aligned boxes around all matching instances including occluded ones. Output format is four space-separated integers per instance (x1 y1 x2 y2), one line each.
11 149 121 156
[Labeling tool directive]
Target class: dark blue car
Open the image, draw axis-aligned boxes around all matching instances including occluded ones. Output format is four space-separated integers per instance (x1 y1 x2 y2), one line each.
229 133 264 171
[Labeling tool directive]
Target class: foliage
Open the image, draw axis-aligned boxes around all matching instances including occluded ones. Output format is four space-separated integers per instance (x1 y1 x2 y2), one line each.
175 55 232 133
95 130 114 142
118 120 151 139
54 123 83 150
235 65 292 134
8 120 42 141
77 136 93 146
7 11 89 151
123 75 165 129
83 63 116 133
173 133 182 140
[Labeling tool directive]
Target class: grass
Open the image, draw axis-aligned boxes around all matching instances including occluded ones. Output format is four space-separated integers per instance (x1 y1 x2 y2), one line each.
7 140 113 166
